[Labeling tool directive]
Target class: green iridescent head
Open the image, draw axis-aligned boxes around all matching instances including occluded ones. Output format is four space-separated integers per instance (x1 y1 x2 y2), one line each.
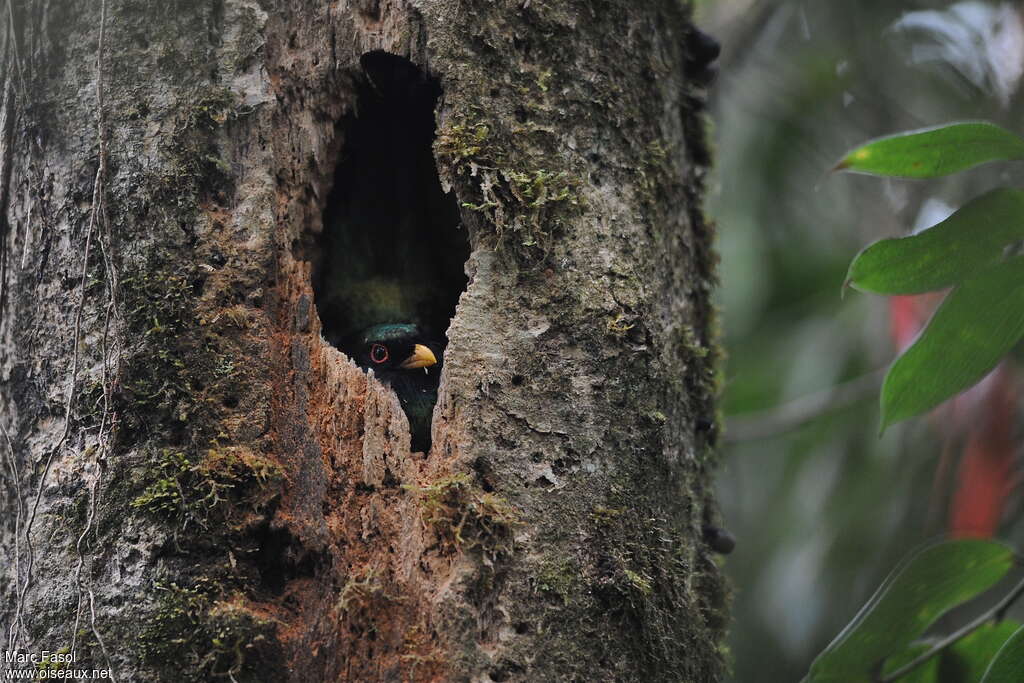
353 323 437 373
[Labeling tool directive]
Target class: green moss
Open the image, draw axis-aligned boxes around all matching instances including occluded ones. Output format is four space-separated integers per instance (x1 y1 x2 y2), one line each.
535 68 553 93
623 569 654 597
336 567 385 614
116 255 256 450
122 95 151 121
119 257 282 669
590 506 625 524
34 647 72 672
435 116 580 255
130 449 193 515
534 557 581 605
606 314 636 337
636 139 673 202
48 490 92 551
140 580 282 682
645 411 668 425
586 503 720 677
180 88 236 132
131 446 282 525
157 86 239 202
679 324 709 359
435 122 491 163
404 474 519 560
118 266 203 439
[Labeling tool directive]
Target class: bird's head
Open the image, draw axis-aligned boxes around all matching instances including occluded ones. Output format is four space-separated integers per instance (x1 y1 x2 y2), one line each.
354 323 438 375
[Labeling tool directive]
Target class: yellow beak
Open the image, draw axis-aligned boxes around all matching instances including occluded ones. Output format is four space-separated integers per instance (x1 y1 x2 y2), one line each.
399 344 437 370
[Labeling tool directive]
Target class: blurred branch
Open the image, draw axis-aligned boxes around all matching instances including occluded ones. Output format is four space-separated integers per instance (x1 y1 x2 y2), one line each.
725 369 885 442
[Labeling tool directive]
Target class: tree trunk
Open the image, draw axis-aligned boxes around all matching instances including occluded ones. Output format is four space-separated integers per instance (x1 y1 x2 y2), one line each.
0 1 727 681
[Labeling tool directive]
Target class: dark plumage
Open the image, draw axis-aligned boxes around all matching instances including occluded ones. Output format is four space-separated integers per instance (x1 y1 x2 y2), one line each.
353 323 440 453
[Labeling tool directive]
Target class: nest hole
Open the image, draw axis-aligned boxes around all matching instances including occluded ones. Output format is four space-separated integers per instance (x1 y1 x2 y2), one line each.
313 51 468 352
311 51 469 453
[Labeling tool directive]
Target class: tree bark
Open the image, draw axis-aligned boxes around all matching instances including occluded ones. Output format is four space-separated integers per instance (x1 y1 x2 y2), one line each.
0 0 727 681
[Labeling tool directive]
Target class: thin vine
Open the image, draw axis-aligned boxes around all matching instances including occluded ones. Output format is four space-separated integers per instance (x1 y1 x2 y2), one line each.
10 2 120 680
0 0 21 658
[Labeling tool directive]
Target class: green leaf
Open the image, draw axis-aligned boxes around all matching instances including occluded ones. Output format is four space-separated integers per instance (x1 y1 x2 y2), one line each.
881 642 938 682
981 625 1024 682
951 621 1023 683
881 255 1024 429
848 189 1024 294
803 540 1015 683
881 621 1022 682
834 122 1024 178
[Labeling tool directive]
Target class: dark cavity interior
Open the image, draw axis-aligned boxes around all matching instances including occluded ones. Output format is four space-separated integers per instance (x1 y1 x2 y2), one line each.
313 51 468 355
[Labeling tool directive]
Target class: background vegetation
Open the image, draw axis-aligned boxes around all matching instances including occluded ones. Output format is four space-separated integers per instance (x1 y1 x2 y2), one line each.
698 1 1024 680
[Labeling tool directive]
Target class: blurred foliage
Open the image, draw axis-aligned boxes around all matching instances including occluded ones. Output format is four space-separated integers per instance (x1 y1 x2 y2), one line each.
805 539 1015 682
698 1 1024 681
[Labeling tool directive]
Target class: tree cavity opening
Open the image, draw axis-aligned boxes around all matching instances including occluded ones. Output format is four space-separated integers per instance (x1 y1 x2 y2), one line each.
314 51 468 348
312 51 468 452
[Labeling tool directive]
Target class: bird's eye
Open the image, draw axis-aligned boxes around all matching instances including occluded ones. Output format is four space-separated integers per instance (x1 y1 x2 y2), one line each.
370 343 389 364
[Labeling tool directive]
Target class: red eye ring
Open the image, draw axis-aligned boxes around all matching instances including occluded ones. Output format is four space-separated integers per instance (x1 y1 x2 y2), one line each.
370 343 389 364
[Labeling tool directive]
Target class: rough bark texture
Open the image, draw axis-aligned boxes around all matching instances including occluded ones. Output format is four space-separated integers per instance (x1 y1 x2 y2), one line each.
0 1 727 681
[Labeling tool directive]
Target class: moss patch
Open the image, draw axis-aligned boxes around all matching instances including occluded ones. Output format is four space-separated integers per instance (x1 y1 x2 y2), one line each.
157 86 239 205
405 473 519 561
140 581 283 682
534 557 581 605
590 502 719 678
130 446 282 526
435 116 580 255
336 566 386 615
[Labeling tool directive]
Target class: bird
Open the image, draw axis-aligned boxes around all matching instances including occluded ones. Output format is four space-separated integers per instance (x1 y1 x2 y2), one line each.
351 323 440 453
313 51 468 453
